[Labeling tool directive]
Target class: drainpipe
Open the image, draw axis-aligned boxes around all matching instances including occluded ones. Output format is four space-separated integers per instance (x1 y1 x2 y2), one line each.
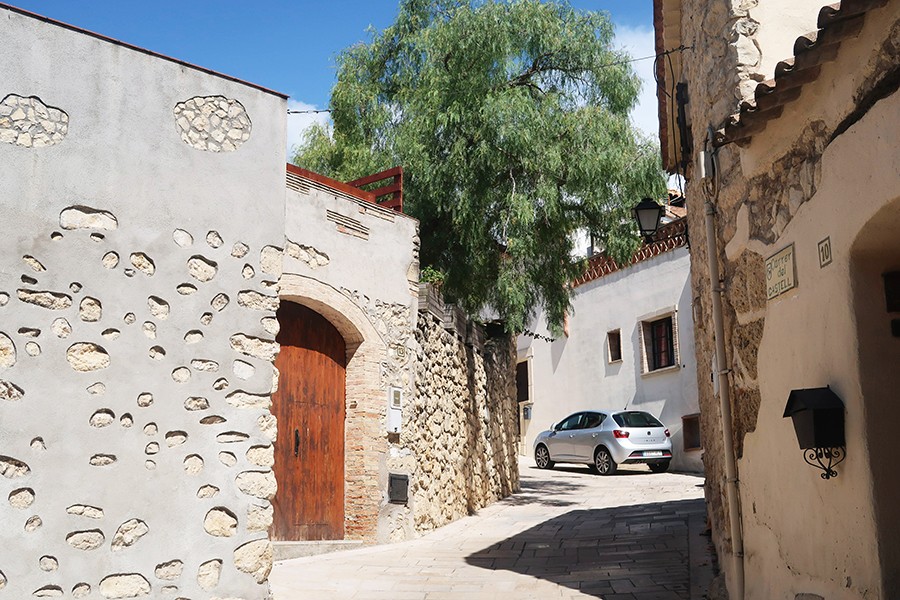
700 132 745 600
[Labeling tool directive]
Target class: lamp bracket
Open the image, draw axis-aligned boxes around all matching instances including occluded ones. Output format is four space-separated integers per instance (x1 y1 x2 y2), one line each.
803 446 846 480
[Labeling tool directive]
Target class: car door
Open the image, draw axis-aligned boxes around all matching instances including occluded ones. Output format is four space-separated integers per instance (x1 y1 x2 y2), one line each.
569 412 606 461
546 413 584 460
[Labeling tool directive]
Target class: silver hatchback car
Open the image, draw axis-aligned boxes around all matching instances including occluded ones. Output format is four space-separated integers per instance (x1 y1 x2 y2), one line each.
533 410 673 475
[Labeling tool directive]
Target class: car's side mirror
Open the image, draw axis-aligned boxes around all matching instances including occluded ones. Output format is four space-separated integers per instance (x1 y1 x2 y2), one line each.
550 422 557 432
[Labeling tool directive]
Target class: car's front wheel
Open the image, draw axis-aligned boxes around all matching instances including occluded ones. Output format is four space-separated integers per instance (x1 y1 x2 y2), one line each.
534 444 554 469
648 460 670 473
594 447 617 475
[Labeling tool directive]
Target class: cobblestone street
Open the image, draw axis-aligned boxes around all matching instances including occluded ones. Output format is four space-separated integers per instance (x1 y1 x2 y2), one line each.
270 459 715 599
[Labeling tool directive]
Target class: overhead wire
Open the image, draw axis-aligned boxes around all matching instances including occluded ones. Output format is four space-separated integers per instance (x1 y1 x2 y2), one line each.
285 45 693 116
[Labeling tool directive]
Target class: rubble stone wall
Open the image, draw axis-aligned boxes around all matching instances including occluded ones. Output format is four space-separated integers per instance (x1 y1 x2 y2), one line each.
677 1 900 597
392 309 519 536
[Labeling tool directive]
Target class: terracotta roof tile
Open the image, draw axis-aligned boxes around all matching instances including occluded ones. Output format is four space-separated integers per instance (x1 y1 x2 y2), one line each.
714 0 890 147
573 217 688 288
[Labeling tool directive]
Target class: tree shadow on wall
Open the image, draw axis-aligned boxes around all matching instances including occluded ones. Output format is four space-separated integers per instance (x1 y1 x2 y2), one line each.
464 498 706 599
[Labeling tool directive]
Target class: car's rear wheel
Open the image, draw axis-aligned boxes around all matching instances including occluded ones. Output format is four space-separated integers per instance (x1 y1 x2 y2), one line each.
534 444 554 469
648 460 670 473
594 447 617 475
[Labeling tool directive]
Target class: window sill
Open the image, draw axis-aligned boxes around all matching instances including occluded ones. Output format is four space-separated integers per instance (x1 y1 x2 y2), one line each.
608 359 623 364
641 364 681 377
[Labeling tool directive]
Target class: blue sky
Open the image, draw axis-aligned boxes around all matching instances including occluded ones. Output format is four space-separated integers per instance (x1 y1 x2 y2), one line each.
6 1 657 149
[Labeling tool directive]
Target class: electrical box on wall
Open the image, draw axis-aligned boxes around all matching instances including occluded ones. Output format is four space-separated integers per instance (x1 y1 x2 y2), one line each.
388 387 403 433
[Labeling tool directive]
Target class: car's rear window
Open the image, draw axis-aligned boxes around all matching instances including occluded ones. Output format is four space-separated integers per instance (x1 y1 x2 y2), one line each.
613 412 663 428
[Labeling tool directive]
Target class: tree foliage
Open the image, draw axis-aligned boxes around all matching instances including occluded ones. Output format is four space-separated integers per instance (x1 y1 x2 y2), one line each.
294 0 666 332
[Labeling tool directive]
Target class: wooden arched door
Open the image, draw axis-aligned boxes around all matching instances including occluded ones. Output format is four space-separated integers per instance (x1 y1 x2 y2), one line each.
272 301 346 541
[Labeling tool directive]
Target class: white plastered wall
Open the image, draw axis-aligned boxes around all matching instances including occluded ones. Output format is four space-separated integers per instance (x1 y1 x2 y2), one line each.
518 248 703 472
0 8 286 599
727 79 899 600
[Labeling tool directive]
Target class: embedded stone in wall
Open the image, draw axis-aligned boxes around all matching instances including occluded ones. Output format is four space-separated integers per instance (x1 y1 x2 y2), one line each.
197 559 222 591
0 94 68 148
154 560 182 581
147 296 169 320
188 256 217 283
111 519 149 550
234 471 276 499
233 540 272 584
32 584 63 596
229 334 277 360
245 445 273 467
206 231 223 248
257 415 277 442
79 297 102 322
97 574 150 598
0 380 23 401
173 96 251 153
258 246 282 277
225 390 269 409
89 454 116 467
285 240 330 269
0 333 16 371
59 206 117 231
184 396 209 411
217 431 249 444
17 289 72 310
66 530 104 551
203 507 238 537
66 504 104 519
0 455 30 478
172 229 193 248
237 290 278 312
191 359 218 373
66 343 110 372
197 485 219 499
22 255 46 272
9 487 35 508
130 253 155 276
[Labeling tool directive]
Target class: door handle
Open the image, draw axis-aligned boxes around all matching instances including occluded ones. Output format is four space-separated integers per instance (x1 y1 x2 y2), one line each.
569 434 575 438
294 429 300 458
592 433 598 438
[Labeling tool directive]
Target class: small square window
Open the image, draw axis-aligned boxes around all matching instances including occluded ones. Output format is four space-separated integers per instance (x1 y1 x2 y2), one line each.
607 330 622 363
683 414 701 451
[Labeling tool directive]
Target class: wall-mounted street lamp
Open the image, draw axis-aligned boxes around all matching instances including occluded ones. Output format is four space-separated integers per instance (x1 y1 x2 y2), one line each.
632 197 664 241
783 387 846 480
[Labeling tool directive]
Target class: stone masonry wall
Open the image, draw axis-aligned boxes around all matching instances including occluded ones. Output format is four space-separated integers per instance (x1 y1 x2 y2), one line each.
677 0 900 577
392 309 519 536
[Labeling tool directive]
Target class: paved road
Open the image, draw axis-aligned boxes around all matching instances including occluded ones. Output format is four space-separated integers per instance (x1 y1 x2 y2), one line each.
270 459 713 599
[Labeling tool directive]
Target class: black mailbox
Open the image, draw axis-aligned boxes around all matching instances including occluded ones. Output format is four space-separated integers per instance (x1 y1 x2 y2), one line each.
783 387 845 449
388 473 409 505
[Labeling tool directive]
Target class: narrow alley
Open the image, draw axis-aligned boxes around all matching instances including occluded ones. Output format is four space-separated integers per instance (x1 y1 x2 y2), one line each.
270 461 715 599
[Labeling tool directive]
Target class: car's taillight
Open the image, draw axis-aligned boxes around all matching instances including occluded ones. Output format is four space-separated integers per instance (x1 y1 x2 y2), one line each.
613 430 629 438
665 429 671 437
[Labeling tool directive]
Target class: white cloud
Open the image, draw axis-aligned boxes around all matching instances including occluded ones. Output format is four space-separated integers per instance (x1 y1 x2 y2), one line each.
285 99 331 159
613 24 659 140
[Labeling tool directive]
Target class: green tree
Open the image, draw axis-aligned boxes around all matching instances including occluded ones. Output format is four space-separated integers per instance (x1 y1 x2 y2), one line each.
294 0 666 332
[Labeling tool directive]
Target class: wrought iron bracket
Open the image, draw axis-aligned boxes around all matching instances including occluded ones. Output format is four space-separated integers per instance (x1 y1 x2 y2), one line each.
803 446 846 480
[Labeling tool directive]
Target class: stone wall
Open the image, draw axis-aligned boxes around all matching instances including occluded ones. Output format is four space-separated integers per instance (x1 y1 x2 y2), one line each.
387 294 519 537
673 0 900 596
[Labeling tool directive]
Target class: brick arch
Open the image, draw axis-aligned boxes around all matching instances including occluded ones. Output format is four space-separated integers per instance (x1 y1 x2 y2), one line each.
278 274 388 540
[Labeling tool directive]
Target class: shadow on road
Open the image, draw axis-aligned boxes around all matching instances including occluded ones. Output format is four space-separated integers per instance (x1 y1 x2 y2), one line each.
465 498 707 599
